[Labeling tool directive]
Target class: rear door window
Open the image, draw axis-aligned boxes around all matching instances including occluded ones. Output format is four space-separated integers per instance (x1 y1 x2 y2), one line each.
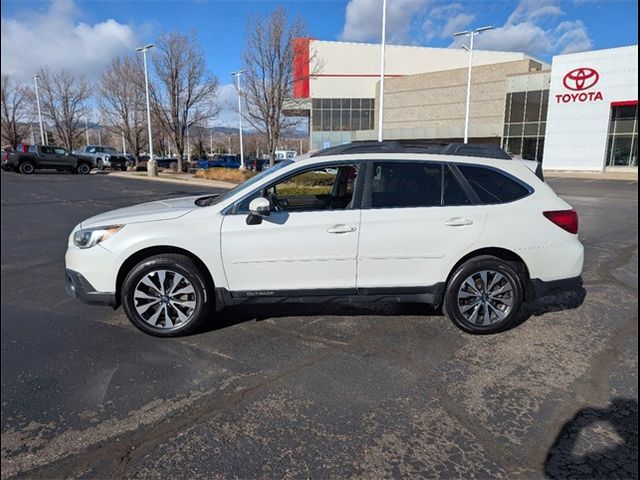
371 162 442 208
457 165 530 204
443 166 471 206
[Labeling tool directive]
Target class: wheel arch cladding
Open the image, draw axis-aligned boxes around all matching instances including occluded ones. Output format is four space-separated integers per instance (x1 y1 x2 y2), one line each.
115 246 215 307
446 247 530 291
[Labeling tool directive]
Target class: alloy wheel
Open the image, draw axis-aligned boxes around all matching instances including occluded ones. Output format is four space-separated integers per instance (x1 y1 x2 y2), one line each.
133 269 197 329
457 270 514 325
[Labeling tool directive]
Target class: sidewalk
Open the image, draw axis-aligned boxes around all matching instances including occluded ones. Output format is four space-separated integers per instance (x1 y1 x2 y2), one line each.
106 171 237 189
544 170 638 181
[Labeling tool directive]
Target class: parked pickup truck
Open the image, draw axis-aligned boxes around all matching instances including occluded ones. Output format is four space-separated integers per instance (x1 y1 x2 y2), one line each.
74 145 128 171
197 154 241 169
1 144 93 174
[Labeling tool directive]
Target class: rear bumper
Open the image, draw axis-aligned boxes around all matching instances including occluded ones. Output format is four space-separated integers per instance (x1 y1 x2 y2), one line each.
530 275 583 299
65 269 117 307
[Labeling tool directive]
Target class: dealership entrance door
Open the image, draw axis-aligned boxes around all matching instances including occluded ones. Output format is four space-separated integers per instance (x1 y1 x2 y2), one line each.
606 101 638 167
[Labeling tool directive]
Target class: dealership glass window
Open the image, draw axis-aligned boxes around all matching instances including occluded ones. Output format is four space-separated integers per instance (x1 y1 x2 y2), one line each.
310 98 375 133
503 89 549 162
540 90 549 121
507 137 522 156
525 90 542 122
606 103 638 167
509 92 526 123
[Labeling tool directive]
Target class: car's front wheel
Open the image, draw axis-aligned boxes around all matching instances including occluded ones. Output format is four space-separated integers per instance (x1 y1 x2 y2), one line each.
96 158 104 170
19 161 35 174
76 162 91 174
122 254 213 337
444 255 524 334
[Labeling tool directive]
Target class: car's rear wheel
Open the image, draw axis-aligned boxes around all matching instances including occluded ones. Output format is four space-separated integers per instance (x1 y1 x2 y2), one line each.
444 255 524 334
19 161 35 174
76 162 91 174
122 254 212 337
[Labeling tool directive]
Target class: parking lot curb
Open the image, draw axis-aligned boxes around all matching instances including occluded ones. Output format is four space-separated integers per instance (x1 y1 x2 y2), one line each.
106 172 236 189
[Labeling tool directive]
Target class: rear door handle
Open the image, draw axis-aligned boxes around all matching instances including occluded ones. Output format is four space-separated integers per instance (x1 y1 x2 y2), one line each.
327 224 356 234
445 217 474 227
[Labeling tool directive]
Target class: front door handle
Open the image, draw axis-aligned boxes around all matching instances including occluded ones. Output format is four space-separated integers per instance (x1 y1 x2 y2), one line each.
327 224 356 234
445 217 474 227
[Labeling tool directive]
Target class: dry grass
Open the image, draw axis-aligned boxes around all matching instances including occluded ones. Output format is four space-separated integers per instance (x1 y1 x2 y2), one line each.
194 168 256 183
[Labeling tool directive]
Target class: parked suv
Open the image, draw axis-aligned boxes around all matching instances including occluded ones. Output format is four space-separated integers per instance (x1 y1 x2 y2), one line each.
65 141 583 337
74 145 128 171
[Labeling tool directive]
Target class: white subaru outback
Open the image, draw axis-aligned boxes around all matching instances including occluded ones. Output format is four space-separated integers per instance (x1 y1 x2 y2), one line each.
65 142 584 337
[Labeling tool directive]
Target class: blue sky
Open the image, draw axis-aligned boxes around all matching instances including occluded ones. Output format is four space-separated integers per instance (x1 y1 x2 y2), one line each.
1 0 638 125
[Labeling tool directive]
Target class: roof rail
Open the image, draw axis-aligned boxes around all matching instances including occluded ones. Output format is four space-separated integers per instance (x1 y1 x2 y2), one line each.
310 140 512 160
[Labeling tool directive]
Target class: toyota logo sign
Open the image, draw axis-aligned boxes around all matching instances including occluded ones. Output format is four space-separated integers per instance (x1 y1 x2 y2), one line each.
563 67 600 91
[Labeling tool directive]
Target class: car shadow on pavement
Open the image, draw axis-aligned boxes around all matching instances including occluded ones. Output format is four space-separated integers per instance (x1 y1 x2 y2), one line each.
514 286 587 329
544 398 638 479
196 287 587 336
197 303 436 335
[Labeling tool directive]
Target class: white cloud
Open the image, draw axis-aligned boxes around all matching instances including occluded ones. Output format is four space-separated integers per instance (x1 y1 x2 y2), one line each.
340 0 430 44
450 0 593 57
1 0 139 83
423 4 474 41
340 0 593 58
554 20 593 54
214 83 240 128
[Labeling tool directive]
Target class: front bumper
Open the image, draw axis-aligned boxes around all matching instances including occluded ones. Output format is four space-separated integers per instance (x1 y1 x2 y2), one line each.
65 269 117 307
530 275 583 300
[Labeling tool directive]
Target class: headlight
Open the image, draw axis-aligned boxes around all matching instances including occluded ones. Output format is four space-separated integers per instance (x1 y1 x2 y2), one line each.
73 225 123 249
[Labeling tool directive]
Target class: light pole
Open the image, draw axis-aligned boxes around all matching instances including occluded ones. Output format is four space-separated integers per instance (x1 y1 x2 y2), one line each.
230 70 246 169
453 26 493 144
121 131 127 154
377 0 388 142
84 118 90 145
32 75 45 145
136 44 156 176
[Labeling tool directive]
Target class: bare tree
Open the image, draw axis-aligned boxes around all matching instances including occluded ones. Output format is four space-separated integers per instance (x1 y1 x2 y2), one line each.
99 54 147 157
149 31 220 171
36 67 91 150
242 7 310 166
1 75 31 148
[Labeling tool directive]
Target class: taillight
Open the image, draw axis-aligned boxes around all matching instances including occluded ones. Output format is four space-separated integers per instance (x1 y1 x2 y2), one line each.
543 210 579 234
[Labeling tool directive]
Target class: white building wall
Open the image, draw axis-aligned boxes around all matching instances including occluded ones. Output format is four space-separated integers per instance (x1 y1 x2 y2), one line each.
543 45 638 171
309 40 538 99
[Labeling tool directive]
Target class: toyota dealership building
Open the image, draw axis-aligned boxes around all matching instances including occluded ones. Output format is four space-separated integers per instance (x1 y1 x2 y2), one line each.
286 40 638 172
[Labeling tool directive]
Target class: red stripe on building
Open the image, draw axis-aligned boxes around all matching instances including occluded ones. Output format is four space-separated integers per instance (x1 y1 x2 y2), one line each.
293 38 311 99
313 73 405 78
611 100 638 107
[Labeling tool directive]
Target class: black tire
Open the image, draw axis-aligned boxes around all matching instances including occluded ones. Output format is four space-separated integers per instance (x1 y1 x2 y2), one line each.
120 164 128 171
96 158 104 170
19 161 35 174
121 254 213 337
443 255 525 334
76 162 91 174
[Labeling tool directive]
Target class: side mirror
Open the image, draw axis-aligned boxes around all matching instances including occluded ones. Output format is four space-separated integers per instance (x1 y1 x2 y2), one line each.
249 197 271 217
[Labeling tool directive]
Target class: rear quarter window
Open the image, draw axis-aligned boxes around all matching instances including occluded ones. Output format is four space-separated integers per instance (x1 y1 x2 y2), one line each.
458 165 531 204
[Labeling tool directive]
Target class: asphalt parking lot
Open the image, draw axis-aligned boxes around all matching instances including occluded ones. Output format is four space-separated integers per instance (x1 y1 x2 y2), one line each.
1 170 637 479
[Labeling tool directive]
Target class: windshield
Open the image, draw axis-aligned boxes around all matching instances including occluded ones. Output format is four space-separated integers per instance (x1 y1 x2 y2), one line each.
195 160 294 207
